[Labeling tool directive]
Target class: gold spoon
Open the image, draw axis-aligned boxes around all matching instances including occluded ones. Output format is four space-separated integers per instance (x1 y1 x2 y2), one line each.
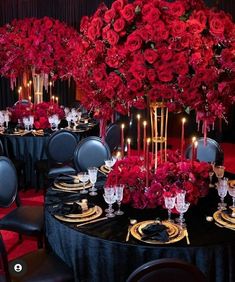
125 219 137 242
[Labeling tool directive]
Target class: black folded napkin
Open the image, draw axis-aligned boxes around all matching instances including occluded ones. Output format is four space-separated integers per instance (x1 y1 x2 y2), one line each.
56 175 75 184
51 202 83 216
141 223 169 242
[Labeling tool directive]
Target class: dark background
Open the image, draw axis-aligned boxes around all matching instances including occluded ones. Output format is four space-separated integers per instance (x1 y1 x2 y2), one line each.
0 0 234 142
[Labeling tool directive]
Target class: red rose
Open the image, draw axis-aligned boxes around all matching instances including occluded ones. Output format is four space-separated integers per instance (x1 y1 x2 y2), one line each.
209 15 225 36
80 16 89 33
143 7 160 23
120 4 135 22
130 64 146 80
104 9 116 23
180 33 192 48
144 49 158 64
190 10 207 28
187 19 204 34
128 78 142 92
113 18 125 33
126 33 142 52
171 20 186 37
106 30 119 45
87 24 100 40
157 65 173 82
167 1 185 17
147 69 157 83
111 0 127 11
158 47 173 62
108 72 121 88
105 47 121 68
93 68 106 82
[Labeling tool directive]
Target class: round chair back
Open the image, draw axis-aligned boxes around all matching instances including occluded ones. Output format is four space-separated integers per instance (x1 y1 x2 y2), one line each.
185 137 223 164
74 136 111 171
105 123 121 153
0 156 17 207
46 130 79 163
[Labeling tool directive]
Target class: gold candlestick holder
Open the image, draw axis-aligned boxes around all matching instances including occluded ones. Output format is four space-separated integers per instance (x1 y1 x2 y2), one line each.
150 101 168 172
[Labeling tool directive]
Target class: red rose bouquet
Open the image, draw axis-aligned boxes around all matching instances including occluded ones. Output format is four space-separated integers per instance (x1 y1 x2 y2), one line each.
72 0 235 136
106 150 211 209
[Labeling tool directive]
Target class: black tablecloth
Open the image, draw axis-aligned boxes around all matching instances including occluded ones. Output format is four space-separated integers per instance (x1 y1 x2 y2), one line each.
45 176 235 282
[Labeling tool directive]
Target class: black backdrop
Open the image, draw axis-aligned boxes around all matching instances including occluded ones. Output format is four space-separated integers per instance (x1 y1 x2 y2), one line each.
0 0 234 141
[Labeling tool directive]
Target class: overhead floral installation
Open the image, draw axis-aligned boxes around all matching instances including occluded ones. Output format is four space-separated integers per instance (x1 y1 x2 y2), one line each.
106 151 211 209
72 0 235 136
0 16 80 89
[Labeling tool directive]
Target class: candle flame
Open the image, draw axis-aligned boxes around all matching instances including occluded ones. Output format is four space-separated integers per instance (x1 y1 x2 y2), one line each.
192 136 196 143
147 138 151 143
49 81 52 86
29 80 32 85
127 138 131 144
182 117 186 123
194 141 198 148
137 114 141 120
121 124 125 129
143 121 147 127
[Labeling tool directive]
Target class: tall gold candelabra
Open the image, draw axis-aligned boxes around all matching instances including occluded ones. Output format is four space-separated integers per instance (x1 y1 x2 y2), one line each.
150 101 168 172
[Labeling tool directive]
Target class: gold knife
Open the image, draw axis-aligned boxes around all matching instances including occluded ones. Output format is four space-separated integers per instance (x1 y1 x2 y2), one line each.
76 216 108 227
184 228 190 245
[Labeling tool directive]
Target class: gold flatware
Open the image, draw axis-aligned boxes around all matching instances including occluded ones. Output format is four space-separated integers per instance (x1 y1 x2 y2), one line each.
52 188 77 193
184 228 190 245
126 219 137 242
98 169 107 176
76 216 108 227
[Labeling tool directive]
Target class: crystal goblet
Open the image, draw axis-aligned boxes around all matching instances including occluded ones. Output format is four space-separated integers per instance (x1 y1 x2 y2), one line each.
216 180 228 210
213 165 225 181
228 184 235 208
114 185 124 215
164 195 176 222
175 202 190 227
77 172 90 194
88 167 98 196
103 187 116 218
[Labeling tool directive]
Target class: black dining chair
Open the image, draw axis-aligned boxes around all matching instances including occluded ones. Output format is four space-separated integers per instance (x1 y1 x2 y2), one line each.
0 232 74 282
127 258 207 282
73 136 111 171
105 123 121 153
35 129 79 190
185 137 224 164
0 156 44 248
0 138 26 189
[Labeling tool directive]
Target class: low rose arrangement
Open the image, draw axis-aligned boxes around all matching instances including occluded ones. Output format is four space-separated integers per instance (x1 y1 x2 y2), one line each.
106 150 211 209
9 102 65 129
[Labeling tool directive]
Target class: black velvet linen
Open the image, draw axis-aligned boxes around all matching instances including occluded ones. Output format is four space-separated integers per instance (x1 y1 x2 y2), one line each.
141 223 169 242
45 179 235 282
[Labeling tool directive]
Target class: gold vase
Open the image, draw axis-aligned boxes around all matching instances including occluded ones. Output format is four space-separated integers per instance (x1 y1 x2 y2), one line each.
33 74 44 104
150 101 168 171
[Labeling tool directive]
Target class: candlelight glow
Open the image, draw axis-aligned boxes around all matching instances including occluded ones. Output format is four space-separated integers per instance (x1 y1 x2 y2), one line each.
137 114 140 120
121 124 125 129
127 138 131 144
143 121 147 127
182 117 186 124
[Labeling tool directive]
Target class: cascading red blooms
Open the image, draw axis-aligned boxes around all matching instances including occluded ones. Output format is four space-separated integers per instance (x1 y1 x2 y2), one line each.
72 0 235 134
106 150 211 209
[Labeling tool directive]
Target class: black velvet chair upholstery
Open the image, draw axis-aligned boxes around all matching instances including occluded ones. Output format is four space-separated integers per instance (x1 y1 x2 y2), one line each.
127 258 207 282
0 156 44 248
35 130 79 190
0 139 26 189
74 136 111 171
0 232 74 282
105 123 121 153
185 137 224 164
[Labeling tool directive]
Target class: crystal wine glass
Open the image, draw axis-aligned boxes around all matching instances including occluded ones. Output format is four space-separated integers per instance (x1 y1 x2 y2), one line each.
104 158 116 171
216 179 228 210
164 195 176 222
114 185 124 215
77 172 90 194
176 190 186 205
213 165 225 182
175 202 190 227
228 184 235 209
88 167 98 196
103 187 116 218
209 171 214 188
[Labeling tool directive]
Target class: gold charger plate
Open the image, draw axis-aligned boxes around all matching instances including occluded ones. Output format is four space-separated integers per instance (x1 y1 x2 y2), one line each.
54 206 102 223
53 181 91 191
228 180 235 186
213 210 235 230
100 165 111 174
220 210 235 224
64 205 97 218
130 220 185 245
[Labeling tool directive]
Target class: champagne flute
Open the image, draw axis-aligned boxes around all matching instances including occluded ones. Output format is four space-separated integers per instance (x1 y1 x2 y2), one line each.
77 172 89 194
114 185 124 215
164 195 176 222
88 167 98 196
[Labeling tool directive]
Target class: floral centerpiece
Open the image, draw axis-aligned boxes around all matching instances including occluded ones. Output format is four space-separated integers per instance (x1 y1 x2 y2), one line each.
9 102 65 129
106 151 211 209
72 0 235 136
0 16 80 89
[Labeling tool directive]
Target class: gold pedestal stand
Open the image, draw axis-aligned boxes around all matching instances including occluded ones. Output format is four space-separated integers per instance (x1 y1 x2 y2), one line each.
150 102 168 172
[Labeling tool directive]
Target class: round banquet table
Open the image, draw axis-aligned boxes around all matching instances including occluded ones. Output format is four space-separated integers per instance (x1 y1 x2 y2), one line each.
45 177 235 282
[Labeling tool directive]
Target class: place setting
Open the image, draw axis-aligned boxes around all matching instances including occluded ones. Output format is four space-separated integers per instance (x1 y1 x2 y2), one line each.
99 157 117 175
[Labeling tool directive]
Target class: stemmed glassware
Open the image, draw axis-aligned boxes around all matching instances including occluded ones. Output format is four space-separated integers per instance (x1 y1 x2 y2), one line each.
164 195 176 222
228 184 235 209
77 172 90 194
175 201 190 227
213 165 225 182
114 185 124 215
88 167 98 196
104 157 117 171
209 171 214 188
103 186 116 218
216 178 228 210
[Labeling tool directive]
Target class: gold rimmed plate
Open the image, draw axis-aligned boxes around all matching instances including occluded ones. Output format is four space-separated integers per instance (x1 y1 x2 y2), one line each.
213 210 235 230
220 210 235 224
54 206 102 223
64 206 97 218
130 220 185 245
228 180 235 186
53 181 92 191
100 165 111 174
